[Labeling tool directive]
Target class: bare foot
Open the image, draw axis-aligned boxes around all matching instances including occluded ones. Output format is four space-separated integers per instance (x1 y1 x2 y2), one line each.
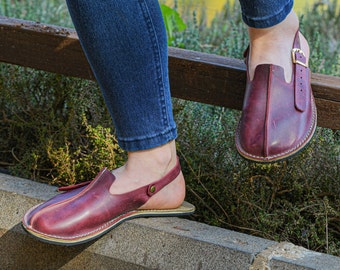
109 140 186 210
247 10 310 83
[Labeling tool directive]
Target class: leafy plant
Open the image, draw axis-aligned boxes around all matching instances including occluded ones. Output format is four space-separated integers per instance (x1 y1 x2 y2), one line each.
161 4 187 45
47 116 125 186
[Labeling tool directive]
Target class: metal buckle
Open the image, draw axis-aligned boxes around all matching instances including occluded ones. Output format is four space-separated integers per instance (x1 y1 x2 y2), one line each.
292 48 308 67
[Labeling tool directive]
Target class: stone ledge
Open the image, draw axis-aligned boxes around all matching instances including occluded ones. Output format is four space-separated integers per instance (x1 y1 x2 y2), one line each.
1 173 339 270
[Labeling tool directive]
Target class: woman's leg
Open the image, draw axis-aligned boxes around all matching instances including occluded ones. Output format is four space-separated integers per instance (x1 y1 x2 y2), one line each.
66 0 175 152
65 0 185 209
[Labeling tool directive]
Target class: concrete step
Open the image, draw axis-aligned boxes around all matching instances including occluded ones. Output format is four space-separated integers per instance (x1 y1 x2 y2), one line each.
1 173 339 270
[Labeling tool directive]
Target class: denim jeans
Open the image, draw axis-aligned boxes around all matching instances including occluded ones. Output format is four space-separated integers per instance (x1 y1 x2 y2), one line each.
66 0 176 151
239 0 294 28
65 0 294 151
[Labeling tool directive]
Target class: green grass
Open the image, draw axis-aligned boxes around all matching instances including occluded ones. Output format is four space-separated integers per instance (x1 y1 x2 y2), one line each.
0 0 339 256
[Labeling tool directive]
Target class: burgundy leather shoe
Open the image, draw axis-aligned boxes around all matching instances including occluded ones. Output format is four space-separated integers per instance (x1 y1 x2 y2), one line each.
235 31 317 162
22 158 195 245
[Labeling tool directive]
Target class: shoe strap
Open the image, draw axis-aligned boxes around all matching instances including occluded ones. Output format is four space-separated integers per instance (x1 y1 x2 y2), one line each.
145 156 181 197
292 30 309 112
58 180 92 192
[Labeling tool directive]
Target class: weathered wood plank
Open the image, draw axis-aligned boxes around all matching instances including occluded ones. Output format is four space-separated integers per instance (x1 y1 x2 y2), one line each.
169 48 247 111
0 16 94 80
1 16 339 129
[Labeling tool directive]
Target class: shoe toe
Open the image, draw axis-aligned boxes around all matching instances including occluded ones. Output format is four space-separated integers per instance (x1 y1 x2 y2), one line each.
236 64 317 162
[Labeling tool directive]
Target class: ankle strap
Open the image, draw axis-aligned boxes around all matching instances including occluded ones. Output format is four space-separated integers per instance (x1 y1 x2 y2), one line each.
146 156 181 197
292 30 309 112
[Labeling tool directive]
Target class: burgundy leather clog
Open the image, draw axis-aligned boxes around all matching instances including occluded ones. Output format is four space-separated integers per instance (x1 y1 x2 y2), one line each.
22 158 195 245
236 31 317 162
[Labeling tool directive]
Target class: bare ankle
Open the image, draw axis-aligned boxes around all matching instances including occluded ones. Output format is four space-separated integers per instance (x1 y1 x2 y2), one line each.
109 140 186 209
126 140 177 174
248 11 299 43
109 140 180 194
247 11 302 82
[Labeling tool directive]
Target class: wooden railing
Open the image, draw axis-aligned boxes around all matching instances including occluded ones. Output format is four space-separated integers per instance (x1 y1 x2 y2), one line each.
1 16 339 129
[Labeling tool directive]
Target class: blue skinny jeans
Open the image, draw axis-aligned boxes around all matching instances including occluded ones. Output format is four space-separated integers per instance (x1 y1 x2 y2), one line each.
65 0 294 152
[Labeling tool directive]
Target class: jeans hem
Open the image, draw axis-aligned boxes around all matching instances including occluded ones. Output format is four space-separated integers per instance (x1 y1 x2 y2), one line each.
242 1 294 28
118 127 177 152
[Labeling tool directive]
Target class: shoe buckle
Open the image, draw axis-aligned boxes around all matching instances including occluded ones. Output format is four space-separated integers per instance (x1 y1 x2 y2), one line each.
292 48 308 67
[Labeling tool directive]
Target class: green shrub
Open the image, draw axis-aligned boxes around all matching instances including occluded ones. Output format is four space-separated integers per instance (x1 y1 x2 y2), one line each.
0 65 124 183
47 116 125 186
173 100 339 255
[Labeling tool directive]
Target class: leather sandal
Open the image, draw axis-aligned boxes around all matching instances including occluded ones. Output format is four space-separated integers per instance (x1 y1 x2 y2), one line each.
22 158 195 245
235 30 317 162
